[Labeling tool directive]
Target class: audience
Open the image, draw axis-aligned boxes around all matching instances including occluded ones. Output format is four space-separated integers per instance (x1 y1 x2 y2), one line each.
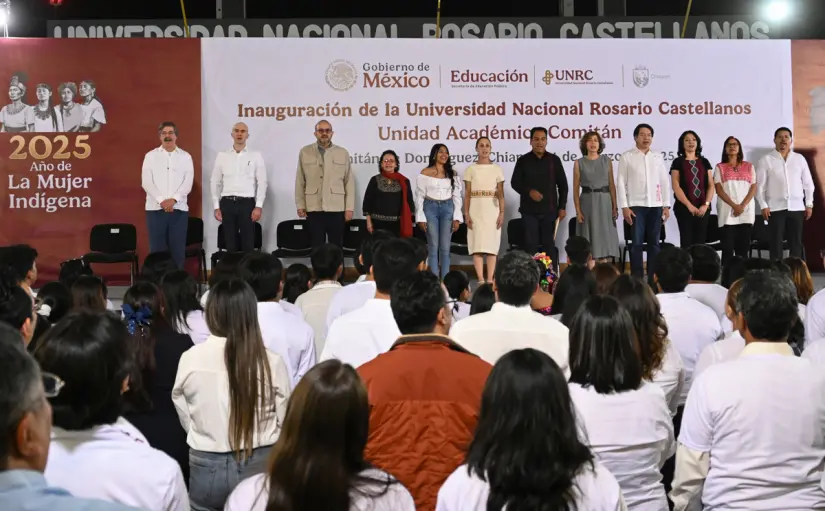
172 279 291 511
37 311 188 510
200 251 245 307
671 271 825 510
238 252 315 387
33 281 71 324
550 264 597 325
0 324 140 511
295 244 344 354
225 360 414 510
69 276 108 312
57 260 115 311
1 244 38 298
568 295 674 510
694 279 746 377
160 270 209 345
282 263 312 304
530 253 555 315
565 235 595 269
120 282 193 484
437 348 625 510
321 238 419 368
139 251 177 285
720 255 744 289
358 271 492 510
468 283 495 316
785 256 813 322
450 251 570 374
806 250 825 343
591 262 620 295
684 244 727 319
0 270 37 347
443 270 471 321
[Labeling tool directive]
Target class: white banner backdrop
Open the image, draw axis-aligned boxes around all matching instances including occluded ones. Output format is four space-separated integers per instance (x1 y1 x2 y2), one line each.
201 38 792 266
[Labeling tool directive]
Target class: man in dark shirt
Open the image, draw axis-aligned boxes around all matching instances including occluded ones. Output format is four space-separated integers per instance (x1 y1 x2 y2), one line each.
511 127 569 256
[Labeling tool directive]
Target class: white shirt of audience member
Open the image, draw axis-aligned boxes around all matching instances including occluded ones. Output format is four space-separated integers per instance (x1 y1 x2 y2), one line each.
570 381 674 511
326 280 377 329
225 468 416 511
436 461 627 511
176 310 210 345
678 342 825 510
320 298 400 369
651 339 686 417
294 280 343 355
45 417 189 511
656 292 722 406
685 282 728 320
805 287 825 344
693 330 745 378
257 301 316 387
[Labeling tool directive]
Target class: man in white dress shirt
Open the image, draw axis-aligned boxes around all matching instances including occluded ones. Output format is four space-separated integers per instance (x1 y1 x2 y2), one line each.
211 122 268 253
321 238 419 368
684 244 727 320
618 123 671 278
238 252 315 387
295 243 343 355
756 127 815 260
671 271 825 510
141 121 194 268
449 250 570 374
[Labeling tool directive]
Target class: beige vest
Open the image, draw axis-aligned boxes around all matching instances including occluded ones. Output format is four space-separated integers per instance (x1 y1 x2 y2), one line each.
294 143 354 212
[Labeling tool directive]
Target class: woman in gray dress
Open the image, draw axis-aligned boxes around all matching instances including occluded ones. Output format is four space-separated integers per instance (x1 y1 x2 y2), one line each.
572 131 620 261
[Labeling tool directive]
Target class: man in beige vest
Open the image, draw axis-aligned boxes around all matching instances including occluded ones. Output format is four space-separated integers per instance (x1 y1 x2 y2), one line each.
295 120 355 248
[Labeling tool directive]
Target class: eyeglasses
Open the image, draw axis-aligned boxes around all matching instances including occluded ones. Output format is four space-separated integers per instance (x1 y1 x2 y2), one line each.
42 372 65 398
316 129 332 133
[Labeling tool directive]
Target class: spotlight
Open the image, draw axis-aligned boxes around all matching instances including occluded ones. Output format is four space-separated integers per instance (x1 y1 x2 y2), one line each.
0 0 9 38
765 0 790 22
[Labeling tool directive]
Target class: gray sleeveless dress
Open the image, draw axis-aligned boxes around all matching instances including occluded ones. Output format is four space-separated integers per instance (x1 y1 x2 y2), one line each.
578 155 620 259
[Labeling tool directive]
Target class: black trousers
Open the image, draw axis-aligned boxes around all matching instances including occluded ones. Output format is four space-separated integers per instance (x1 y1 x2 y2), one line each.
661 404 685 511
522 212 558 256
219 196 256 252
768 210 805 260
721 223 753 266
371 219 401 237
307 211 346 248
674 202 709 249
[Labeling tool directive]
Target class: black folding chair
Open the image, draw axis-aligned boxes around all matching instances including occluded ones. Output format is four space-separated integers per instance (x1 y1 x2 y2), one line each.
272 220 313 259
82 223 139 285
211 222 263 268
184 217 208 284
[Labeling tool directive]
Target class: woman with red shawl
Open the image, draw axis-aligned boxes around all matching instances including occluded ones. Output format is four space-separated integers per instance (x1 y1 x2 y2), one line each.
363 149 415 238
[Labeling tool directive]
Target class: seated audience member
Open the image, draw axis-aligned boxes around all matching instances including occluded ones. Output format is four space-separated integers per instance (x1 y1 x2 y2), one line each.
326 230 394 327
238 252 315 387
719 255 744 289
550 264 597 325
358 271 492 510
37 311 188 510
671 272 825 510
321 238 419 368
443 270 471 321
468 283 495 316
224 360 415 511
282 263 312 305
1 244 38 298
694 279 746 378
653 246 721 410
409 237 429 271
530 252 556 315
437 349 625 510
200 251 245 307
160 270 209 345
138 251 177 285
568 296 674 510
685 244 727 319
591 262 620 295
609 275 685 416
120 282 193 483
0 324 141 511
565 235 595 269
450 251 570 374
173 279 291 511
0 271 37 347
70 276 108 312
785 256 813 323
806 250 825 344
57 260 116 311
34 281 71 324
295 244 344 354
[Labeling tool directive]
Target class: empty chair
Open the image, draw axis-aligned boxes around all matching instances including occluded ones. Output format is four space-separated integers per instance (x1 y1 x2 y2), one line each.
184 217 207 284
82 223 138 285
271 219 313 259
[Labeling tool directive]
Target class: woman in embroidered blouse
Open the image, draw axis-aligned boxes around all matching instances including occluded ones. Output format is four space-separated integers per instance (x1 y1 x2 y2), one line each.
671 130 714 249
78 80 106 132
714 136 757 266
32 83 63 133
0 74 35 133
416 143 463 279
58 82 83 133
363 149 415 238
531 252 556 316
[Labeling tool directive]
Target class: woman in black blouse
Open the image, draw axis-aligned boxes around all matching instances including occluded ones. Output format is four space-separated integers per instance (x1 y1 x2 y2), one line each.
363 149 415 238
670 130 715 249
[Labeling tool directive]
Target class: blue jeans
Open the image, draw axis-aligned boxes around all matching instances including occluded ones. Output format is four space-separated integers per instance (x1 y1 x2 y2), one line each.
146 209 188 268
423 198 454 279
189 446 270 511
630 206 663 278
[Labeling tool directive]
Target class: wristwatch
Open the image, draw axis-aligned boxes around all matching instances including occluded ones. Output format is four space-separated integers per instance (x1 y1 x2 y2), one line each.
705 201 711 206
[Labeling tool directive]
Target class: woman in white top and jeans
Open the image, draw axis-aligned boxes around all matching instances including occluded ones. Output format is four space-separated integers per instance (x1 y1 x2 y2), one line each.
416 143 463 279
225 359 415 511
172 279 291 511
714 136 756 267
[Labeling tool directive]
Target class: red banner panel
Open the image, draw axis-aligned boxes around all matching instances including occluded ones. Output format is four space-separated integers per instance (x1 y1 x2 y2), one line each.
0 39 202 284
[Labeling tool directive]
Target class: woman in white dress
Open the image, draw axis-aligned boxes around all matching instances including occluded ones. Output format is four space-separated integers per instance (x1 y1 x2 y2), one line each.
437 348 627 511
225 359 415 511
78 80 106 132
568 295 675 511
32 83 63 133
463 137 505 283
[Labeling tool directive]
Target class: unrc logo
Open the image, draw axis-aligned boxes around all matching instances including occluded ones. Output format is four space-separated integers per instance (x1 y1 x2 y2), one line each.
325 60 358 91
